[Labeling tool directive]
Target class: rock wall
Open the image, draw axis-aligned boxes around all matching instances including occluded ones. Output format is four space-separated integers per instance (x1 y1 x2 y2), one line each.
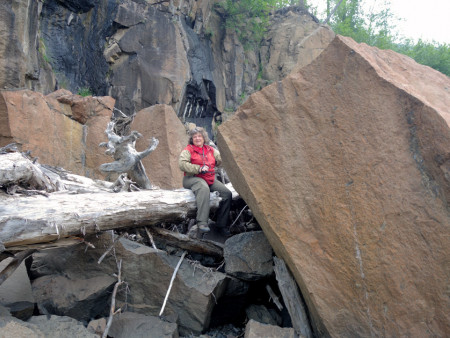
217 35 450 337
0 0 52 92
0 0 333 139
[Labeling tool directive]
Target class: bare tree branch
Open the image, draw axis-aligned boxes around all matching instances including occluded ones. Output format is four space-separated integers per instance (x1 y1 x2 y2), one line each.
323 0 344 24
159 251 187 317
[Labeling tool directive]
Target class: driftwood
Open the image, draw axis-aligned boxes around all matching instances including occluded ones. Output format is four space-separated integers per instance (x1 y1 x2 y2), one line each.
274 256 313 338
0 152 112 194
0 188 223 248
0 151 238 251
0 152 56 192
147 226 224 258
99 121 159 189
102 258 125 338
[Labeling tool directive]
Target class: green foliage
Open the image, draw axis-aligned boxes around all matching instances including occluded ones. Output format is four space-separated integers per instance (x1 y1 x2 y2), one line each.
393 40 450 76
217 0 285 50
78 87 93 97
315 0 449 76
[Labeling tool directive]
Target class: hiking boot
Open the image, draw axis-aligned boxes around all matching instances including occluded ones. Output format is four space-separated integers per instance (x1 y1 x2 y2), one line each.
198 224 211 233
187 224 199 238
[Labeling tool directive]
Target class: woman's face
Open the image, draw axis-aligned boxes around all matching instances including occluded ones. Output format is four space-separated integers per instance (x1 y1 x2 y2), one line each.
192 132 204 147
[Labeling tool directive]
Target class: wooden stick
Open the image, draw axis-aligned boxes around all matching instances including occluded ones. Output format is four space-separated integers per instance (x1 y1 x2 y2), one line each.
102 258 124 338
230 205 248 228
145 226 158 250
265 284 283 311
159 251 187 317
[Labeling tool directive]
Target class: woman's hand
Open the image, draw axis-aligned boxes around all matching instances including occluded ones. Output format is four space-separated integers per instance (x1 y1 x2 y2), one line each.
199 165 209 174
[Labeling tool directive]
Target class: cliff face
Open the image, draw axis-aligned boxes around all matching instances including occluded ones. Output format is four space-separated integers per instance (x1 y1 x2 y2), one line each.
0 0 333 136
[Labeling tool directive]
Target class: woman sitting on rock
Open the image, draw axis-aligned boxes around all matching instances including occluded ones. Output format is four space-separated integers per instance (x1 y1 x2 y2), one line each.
179 127 231 235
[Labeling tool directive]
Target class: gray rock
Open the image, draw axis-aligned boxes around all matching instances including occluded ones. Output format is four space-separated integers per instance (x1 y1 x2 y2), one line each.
31 274 115 323
108 312 179 338
0 258 35 320
0 311 97 338
27 315 98 338
224 231 273 281
244 319 297 338
245 304 278 326
30 233 227 335
223 276 250 297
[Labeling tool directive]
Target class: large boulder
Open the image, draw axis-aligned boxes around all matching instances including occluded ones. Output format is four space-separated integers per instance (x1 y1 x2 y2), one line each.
31 275 115 323
224 231 273 281
130 104 188 189
0 89 114 179
217 35 450 337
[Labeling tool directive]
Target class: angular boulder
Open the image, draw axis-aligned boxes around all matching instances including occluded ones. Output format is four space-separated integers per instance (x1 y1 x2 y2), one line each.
31 275 116 323
218 35 450 337
107 312 179 338
244 319 296 338
27 315 99 338
224 231 274 281
130 104 188 189
0 307 97 338
0 89 114 179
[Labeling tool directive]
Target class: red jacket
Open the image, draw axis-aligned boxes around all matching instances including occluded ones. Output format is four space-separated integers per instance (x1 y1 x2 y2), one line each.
185 144 216 185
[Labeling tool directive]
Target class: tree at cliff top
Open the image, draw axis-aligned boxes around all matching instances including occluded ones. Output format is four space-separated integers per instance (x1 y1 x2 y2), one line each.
308 0 450 76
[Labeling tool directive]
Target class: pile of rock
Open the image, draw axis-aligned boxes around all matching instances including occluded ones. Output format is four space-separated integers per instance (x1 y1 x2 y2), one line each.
0 229 302 337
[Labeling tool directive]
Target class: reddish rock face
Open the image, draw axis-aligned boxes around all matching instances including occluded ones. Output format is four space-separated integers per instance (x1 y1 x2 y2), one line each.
0 90 114 179
218 36 450 337
130 104 188 189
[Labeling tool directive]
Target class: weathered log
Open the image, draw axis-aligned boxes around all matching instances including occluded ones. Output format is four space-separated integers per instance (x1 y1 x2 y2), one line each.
0 152 55 191
99 121 159 189
147 226 224 258
273 256 313 338
0 189 223 248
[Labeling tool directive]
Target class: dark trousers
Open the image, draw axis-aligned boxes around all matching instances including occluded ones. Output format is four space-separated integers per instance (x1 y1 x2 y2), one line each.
183 176 232 228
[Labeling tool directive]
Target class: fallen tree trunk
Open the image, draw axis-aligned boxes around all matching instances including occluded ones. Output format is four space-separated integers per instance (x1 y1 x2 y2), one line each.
0 152 55 192
0 189 224 248
147 226 224 258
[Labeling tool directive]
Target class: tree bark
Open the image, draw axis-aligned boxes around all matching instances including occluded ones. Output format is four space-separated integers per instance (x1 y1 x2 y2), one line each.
0 189 224 248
